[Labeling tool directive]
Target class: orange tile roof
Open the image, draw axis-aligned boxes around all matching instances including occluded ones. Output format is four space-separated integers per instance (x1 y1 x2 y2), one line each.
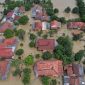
35 60 63 77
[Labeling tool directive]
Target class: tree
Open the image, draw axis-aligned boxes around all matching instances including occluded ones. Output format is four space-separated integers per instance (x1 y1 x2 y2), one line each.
11 59 21 67
72 7 79 14
24 55 34 66
75 50 85 62
22 68 31 85
35 54 41 59
42 51 52 60
50 79 57 85
54 36 73 65
13 68 21 77
18 15 29 25
4 29 14 38
41 76 50 85
37 31 43 37
42 34 48 39
15 49 24 56
81 15 85 22
64 7 71 13
24 2 32 11
29 41 35 48
59 17 66 24
29 33 36 40
54 8 59 13
17 29 25 40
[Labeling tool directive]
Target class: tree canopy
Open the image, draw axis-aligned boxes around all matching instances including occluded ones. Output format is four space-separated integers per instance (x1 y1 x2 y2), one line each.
18 15 29 25
15 49 24 56
4 29 14 38
24 55 34 66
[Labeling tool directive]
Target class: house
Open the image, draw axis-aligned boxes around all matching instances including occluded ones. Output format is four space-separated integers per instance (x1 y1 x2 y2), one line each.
34 60 63 77
0 60 11 80
0 22 14 33
32 5 50 21
51 20 61 30
32 21 50 31
36 39 56 52
0 48 13 59
67 22 85 30
64 64 85 85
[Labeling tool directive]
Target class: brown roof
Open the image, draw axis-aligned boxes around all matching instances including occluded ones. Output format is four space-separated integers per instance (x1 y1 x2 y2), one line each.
36 39 55 51
35 60 63 77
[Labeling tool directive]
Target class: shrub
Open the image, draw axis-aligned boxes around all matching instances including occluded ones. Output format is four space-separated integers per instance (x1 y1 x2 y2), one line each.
64 7 71 13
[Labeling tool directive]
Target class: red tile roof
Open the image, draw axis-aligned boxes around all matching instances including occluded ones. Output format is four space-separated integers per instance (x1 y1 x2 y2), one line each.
0 22 13 33
67 22 85 29
70 76 80 85
4 38 17 46
14 15 20 21
51 20 61 29
35 60 63 77
0 48 13 58
0 60 9 77
7 11 14 18
36 39 55 51
19 6 25 13
34 21 42 30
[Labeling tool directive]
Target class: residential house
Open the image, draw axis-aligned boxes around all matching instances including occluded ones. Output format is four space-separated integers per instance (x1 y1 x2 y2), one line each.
32 21 50 31
64 64 85 85
36 39 57 52
71 30 82 35
1 6 25 23
32 5 50 21
51 20 61 30
34 60 63 77
0 60 11 80
0 21 14 33
67 22 85 30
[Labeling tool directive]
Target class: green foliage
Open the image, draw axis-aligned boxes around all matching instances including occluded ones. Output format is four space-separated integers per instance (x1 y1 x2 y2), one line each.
54 36 73 65
46 8 54 16
50 15 59 21
64 7 71 13
22 68 31 85
35 54 41 59
18 15 29 25
29 33 36 40
42 51 52 60
29 40 35 48
50 79 57 85
24 2 32 11
15 49 24 56
81 15 85 22
54 8 59 13
72 7 79 14
4 29 14 38
75 50 85 62
17 29 25 40
20 43 23 47
73 33 83 41
41 76 50 85
37 31 43 37
42 34 48 39
13 68 21 77
59 17 66 24
76 0 85 22
11 59 21 67
24 55 34 66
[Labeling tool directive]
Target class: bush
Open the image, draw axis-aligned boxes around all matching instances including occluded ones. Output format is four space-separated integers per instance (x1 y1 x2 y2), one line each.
42 51 52 60
29 41 35 48
15 49 24 56
42 34 48 39
29 33 36 40
72 7 79 14
64 7 71 13
24 55 34 66
18 15 29 25
35 54 41 59
4 29 14 38
54 8 59 13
